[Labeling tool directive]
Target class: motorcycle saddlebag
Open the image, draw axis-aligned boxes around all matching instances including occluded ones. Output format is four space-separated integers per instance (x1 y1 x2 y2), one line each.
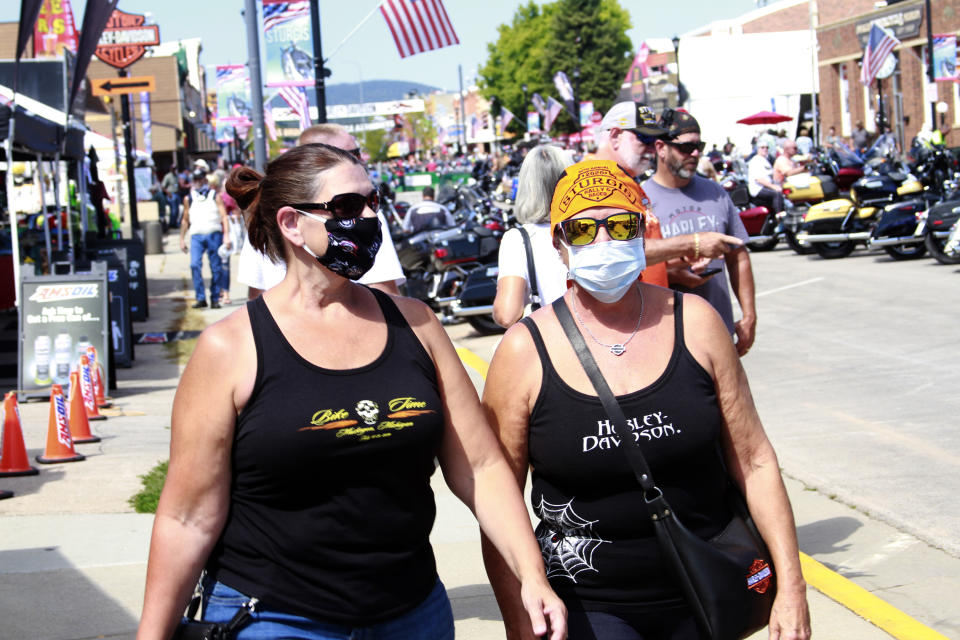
925 199 960 231
874 200 923 238
458 264 499 306
739 206 770 236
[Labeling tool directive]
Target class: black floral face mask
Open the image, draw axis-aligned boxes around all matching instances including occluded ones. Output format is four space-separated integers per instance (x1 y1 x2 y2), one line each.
297 211 382 280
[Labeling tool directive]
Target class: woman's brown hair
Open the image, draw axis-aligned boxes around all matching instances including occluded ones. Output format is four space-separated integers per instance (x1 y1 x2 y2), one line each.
225 143 359 263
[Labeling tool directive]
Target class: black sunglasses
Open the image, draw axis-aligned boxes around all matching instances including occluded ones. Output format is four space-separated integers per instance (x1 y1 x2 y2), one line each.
290 191 380 220
344 147 363 160
665 140 706 155
629 130 661 145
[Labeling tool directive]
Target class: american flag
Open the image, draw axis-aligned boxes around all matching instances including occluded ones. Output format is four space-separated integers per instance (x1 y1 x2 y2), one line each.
262 1 310 32
860 23 899 86
531 93 546 117
279 85 310 130
380 0 459 59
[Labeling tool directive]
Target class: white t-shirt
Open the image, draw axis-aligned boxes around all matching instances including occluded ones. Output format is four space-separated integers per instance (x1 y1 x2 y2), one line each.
747 154 773 197
236 211 405 290
496 222 568 310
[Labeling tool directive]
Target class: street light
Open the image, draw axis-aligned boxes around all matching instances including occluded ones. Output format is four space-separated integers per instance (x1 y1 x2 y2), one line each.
672 34 682 107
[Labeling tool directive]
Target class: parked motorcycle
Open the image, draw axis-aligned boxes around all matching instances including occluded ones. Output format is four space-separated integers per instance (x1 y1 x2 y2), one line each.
915 196 960 265
796 156 922 259
721 175 780 251
395 191 506 333
780 146 864 255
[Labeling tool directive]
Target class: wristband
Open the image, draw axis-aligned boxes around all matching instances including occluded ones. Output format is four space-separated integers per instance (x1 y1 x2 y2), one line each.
694 232 700 261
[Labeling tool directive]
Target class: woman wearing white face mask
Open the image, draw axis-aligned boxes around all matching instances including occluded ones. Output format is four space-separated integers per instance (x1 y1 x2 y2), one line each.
482 161 810 640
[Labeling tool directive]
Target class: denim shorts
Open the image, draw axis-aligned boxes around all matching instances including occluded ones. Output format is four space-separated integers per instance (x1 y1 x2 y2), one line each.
200 577 454 640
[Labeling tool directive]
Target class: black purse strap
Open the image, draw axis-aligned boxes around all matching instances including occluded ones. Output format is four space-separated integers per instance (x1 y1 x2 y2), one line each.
552 297 659 496
517 226 541 310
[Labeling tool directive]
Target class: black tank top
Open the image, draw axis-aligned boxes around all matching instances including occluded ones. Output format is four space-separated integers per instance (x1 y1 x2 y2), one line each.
207 289 445 625
522 293 733 613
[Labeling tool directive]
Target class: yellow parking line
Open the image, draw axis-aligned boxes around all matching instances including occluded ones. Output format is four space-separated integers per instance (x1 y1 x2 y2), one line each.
455 346 948 640
455 347 489 379
800 553 948 640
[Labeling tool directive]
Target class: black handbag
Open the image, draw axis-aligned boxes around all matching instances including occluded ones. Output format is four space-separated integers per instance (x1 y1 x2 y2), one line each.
517 225 542 311
553 297 776 640
171 578 258 640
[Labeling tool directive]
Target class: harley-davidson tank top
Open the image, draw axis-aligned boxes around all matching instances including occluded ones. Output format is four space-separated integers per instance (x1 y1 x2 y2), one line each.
523 292 733 613
206 289 445 625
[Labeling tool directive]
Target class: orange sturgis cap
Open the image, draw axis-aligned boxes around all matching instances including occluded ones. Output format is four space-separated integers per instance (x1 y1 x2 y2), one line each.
550 160 648 238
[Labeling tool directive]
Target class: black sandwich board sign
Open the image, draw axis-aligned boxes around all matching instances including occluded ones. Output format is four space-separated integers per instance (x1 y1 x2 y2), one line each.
102 254 133 368
89 238 148 321
19 264 110 400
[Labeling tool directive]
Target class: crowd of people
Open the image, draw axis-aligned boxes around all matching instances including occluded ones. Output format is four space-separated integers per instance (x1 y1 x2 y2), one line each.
135 100 812 640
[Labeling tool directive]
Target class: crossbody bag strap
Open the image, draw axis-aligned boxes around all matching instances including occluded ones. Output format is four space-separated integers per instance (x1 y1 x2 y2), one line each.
552 297 657 495
517 226 541 309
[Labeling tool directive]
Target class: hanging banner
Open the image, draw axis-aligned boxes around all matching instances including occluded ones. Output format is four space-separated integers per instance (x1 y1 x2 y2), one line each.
579 101 594 128
33 0 79 58
216 65 253 126
933 34 958 82
527 111 540 133
139 91 152 156
262 0 314 88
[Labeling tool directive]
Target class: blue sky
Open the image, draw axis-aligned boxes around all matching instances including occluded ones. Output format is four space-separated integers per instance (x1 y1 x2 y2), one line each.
2 1 759 91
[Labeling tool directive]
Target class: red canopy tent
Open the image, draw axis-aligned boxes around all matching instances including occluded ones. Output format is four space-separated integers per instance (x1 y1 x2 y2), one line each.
737 111 793 125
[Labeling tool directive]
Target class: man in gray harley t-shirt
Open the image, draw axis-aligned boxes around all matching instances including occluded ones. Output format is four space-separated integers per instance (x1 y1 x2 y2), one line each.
641 110 756 356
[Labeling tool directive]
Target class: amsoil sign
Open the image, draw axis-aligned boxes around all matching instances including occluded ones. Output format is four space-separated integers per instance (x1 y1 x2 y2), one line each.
94 9 160 69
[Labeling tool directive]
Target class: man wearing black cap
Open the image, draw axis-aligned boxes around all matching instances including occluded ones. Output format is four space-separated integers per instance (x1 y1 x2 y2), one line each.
643 108 757 356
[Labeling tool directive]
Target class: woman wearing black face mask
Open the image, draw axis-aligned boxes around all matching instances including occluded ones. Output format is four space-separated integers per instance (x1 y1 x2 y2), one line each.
137 144 566 640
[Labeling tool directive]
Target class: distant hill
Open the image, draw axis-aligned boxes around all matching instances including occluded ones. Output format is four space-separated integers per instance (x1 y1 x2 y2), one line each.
326 80 441 105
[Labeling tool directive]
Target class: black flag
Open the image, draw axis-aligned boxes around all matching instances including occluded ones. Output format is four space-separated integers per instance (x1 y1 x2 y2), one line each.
68 0 120 118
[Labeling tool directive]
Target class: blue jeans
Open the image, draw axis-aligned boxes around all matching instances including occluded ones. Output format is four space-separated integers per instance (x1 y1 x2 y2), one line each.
166 193 181 227
201 577 454 640
567 608 704 640
190 231 223 303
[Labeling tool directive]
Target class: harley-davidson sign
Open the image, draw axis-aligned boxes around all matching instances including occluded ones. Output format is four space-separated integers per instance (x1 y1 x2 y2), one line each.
94 9 160 69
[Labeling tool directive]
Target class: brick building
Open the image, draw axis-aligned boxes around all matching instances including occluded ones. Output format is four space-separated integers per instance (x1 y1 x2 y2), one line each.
817 0 960 149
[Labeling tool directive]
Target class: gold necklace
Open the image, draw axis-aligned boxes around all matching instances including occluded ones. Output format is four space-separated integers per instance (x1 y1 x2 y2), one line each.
569 288 644 356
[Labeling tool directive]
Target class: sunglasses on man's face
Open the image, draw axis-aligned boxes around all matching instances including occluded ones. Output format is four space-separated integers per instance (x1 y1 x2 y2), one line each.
290 190 380 220
560 212 643 246
665 140 706 155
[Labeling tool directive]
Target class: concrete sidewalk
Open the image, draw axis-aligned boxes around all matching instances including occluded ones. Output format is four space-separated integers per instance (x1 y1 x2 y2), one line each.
0 231 945 639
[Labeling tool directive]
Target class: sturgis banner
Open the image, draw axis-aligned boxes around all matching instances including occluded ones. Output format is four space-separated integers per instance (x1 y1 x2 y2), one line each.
263 0 315 88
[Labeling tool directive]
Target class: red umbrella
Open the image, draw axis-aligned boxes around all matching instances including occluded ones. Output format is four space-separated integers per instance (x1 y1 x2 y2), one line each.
737 111 794 125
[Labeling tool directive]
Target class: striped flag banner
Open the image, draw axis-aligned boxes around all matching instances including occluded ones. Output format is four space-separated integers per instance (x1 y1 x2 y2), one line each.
263 105 278 141
531 93 546 117
500 106 516 131
860 23 899 85
279 85 311 130
263 1 310 32
544 96 564 132
380 0 459 59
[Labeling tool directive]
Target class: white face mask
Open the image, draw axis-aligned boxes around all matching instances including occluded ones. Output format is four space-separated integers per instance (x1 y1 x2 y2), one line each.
564 236 646 303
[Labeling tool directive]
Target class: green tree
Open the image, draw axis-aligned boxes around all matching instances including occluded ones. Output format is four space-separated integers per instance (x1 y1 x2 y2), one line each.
358 128 391 163
479 0 633 135
407 112 438 153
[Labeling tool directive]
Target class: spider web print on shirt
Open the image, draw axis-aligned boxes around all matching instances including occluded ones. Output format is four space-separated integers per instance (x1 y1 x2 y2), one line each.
534 497 609 583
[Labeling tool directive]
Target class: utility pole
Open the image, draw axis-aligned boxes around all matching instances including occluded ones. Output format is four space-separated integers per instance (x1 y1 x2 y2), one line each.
119 69 139 230
310 1 328 123
458 64 466 152
925 0 937 129
243 0 267 171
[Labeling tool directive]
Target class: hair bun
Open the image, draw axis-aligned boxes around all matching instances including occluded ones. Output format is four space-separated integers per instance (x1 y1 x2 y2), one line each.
225 166 264 212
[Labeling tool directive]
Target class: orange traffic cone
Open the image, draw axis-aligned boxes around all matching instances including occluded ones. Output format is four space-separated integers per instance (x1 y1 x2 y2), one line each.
78 356 106 421
0 392 39 477
36 385 85 464
68 371 101 444
85 346 111 408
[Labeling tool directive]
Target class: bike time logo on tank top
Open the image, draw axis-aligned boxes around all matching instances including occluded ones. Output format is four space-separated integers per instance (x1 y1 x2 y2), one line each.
300 396 436 443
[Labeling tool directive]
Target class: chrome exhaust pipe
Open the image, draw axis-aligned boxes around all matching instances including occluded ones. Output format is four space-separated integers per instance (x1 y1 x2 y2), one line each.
796 231 871 243
450 302 494 317
748 235 776 243
867 235 925 248
434 296 458 307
